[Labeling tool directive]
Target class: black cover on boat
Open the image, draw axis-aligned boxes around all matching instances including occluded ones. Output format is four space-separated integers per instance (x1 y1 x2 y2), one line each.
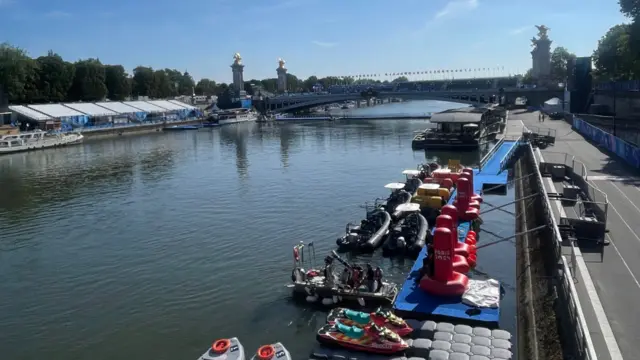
382 213 428 258
336 210 391 252
403 177 423 196
385 190 411 217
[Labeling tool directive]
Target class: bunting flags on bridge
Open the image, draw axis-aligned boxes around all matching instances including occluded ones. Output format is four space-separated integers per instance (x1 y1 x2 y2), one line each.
335 66 511 80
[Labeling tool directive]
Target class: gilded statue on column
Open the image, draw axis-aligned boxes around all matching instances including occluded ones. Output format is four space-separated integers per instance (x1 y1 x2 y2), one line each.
233 53 242 65
278 58 286 69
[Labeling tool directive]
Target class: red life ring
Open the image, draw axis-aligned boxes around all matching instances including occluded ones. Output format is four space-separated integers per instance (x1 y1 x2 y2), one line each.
212 339 231 353
256 345 275 360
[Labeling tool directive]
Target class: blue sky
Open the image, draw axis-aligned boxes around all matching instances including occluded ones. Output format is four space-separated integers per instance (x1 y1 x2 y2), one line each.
0 0 629 83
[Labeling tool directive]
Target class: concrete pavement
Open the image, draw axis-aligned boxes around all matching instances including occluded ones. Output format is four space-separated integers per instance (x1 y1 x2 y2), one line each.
514 110 639 360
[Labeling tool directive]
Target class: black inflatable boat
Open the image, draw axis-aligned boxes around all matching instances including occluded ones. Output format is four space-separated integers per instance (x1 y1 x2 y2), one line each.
382 212 429 258
378 189 412 218
336 209 391 252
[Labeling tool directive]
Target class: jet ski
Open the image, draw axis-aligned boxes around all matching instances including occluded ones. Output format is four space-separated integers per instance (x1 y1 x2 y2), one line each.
326 307 413 337
199 338 245 360
316 321 409 354
250 343 291 360
336 209 391 252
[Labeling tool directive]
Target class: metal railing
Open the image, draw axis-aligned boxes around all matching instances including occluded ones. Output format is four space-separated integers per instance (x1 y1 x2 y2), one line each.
479 137 504 169
540 151 609 224
498 136 523 171
529 145 598 360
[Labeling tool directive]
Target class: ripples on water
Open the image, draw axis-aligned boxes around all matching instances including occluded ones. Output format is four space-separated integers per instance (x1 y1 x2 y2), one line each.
0 101 515 360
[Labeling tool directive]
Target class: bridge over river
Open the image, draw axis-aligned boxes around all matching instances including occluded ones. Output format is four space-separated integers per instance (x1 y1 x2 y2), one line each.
264 88 562 113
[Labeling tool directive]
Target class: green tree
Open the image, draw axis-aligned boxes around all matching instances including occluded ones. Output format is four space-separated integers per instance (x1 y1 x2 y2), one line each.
303 76 318 91
0 43 40 103
260 79 278 93
35 51 75 103
521 69 534 85
592 24 639 81
67 59 107 101
243 82 255 95
195 78 217 96
178 71 195 96
132 66 154 97
549 47 576 83
392 76 408 83
104 65 131 100
619 0 640 18
151 70 173 98
216 86 237 109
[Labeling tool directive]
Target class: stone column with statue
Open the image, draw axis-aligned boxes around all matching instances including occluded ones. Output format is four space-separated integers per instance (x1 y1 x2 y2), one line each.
276 58 287 93
231 53 245 93
530 25 552 86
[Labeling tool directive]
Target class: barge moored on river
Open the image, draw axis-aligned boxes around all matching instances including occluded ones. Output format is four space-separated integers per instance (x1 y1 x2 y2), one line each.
0 129 83 154
411 106 505 150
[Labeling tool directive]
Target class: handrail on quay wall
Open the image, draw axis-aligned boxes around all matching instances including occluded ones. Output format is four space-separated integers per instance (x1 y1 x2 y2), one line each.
528 145 599 360
538 151 609 225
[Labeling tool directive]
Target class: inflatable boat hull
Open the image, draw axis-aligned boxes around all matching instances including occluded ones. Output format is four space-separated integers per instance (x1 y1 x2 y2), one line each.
361 211 391 252
382 213 428 258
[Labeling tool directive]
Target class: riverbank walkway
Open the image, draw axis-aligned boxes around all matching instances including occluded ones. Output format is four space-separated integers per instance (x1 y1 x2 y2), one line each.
516 110 635 360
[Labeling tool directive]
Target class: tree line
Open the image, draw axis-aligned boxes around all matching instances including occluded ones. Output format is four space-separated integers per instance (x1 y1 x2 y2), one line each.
522 2 640 85
0 42 411 106
591 0 640 81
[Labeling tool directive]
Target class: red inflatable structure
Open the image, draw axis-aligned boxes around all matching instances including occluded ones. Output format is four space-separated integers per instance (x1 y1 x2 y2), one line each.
462 168 483 203
420 227 469 297
454 178 480 221
441 205 477 245
435 215 477 268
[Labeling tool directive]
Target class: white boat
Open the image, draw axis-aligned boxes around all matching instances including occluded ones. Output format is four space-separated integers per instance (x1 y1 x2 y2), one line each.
0 130 84 154
216 109 258 125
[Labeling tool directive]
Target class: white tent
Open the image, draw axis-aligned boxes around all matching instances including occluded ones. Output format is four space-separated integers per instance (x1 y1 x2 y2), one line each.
542 97 564 114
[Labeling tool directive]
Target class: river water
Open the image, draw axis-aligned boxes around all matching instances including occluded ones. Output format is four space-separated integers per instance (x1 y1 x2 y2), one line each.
0 101 516 360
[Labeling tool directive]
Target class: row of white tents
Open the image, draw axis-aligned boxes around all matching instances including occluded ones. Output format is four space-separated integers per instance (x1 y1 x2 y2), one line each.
8 100 196 121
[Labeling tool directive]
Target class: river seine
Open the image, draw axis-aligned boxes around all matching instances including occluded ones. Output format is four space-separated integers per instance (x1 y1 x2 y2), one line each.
0 100 515 360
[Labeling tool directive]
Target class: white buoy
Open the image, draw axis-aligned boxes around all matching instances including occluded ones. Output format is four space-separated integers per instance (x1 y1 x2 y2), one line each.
332 295 339 303
322 298 334 306
357 297 366 307
306 295 318 303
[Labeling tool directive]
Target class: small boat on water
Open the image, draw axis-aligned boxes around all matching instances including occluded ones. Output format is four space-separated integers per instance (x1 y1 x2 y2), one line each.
289 244 398 307
0 129 83 154
198 338 292 360
326 307 414 337
213 108 258 125
316 321 409 355
382 209 429 258
336 207 391 252
163 125 201 131
199 337 245 360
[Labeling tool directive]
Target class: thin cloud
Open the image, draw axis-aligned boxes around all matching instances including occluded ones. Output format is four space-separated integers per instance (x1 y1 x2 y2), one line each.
312 41 337 48
45 10 71 18
510 26 531 35
434 0 479 19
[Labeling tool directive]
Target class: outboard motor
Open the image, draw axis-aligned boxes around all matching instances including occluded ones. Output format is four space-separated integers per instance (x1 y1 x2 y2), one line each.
397 236 407 252
291 268 306 282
